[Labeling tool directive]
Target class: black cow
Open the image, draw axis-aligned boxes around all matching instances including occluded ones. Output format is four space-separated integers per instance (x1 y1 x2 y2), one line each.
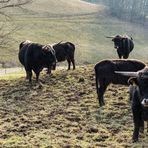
52 41 75 70
94 59 145 106
18 41 56 83
115 67 148 142
107 35 134 59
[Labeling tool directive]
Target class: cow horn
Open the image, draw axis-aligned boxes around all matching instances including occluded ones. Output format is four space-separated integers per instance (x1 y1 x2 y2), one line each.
57 40 63 45
105 36 115 38
115 71 138 77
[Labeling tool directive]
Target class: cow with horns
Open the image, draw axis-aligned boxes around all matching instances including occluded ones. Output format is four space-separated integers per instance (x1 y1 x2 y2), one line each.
115 67 148 142
106 35 134 59
94 59 146 107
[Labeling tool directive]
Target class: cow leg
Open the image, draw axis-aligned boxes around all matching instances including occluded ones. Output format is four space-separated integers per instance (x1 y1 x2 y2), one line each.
26 72 29 80
132 107 141 142
27 70 32 83
67 59 71 70
24 68 29 80
140 120 144 133
123 54 129 59
46 68 51 75
71 58 75 70
25 64 32 83
147 121 148 133
35 72 40 82
97 79 109 107
117 50 122 59
34 68 42 83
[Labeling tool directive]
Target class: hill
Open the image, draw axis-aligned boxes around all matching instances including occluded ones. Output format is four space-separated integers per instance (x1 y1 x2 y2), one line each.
0 0 148 67
0 66 147 147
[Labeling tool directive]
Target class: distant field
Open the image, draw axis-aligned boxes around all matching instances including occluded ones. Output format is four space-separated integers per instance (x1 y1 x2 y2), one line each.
0 0 148 67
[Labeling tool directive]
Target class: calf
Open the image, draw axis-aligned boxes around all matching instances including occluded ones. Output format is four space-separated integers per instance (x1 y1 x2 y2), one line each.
94 59 145 106
115 67 148 142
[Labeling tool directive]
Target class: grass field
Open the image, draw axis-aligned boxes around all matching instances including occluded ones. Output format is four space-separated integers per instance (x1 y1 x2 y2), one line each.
0 66 148 147
0 1 148 147
0 0 148 66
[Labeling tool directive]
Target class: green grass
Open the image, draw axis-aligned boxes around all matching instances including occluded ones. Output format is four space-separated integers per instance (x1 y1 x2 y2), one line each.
0 0 148 66
0 66 148 147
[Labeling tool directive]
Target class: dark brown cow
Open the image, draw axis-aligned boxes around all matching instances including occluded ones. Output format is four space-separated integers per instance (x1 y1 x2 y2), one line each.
52 41 75 70
94 59 145 106
115 67 148 142
19 41 56 83
107 35 134 59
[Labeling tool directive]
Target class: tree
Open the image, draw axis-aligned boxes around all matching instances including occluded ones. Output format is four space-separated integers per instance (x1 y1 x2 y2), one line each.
102 0 148 25
0 0 32 47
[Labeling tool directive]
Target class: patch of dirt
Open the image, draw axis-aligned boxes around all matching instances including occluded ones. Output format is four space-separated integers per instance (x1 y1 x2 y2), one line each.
0 65 147 147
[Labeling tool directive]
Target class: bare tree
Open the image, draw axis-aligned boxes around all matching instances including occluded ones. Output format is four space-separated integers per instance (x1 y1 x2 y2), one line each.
100 0 148 25
0 0 32 48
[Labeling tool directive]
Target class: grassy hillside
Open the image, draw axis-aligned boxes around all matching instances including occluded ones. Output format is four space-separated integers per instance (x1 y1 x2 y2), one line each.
0 0 148 67
0 66 147 147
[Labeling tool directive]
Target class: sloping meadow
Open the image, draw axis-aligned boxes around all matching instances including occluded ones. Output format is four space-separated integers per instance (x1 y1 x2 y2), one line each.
0 66 147 147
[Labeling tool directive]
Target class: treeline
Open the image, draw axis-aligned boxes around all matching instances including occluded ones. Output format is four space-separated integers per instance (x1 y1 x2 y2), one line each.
85 0 148 25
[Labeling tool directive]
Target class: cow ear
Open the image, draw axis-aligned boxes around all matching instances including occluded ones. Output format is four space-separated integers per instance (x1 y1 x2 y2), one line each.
128 77 138 85
112 38 114 41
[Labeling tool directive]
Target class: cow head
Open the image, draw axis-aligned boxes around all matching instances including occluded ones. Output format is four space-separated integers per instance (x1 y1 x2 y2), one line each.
115 67 148 107
106 35 123 49
42 45 57 70
112 35 123 49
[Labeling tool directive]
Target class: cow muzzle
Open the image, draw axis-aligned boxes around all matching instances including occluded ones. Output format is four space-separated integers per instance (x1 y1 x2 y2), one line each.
141 99 148 107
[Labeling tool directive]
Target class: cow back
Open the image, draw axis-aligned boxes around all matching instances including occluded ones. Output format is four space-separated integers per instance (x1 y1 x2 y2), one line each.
95 59 145 85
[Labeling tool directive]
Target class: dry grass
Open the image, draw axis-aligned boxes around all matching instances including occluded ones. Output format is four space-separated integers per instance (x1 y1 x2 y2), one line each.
0 65 147 147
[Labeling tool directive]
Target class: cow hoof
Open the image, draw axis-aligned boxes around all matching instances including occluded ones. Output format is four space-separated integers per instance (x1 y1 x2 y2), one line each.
100 102 105 107
140 127 144 133
132 139 138 143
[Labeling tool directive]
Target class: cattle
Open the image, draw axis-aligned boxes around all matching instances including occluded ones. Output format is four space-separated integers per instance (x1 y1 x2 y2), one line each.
52 41 75 70
94 59 146 106
106 35 134 59
18 41 56 83
115 67 148 142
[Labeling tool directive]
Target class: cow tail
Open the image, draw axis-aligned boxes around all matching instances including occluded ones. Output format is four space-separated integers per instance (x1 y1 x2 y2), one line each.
67 42 75 58
19 42 24 51
69 42 75 52
127 38 130 53
95 66 100 97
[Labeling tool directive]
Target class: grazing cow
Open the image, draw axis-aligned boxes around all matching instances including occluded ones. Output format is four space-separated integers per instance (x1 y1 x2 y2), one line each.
106 35 134 59
94 59 145 106
18 41 56 83
115 67 148 142
52 41 75 70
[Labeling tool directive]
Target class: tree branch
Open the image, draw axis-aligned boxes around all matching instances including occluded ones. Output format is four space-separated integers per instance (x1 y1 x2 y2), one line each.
0 0 32 10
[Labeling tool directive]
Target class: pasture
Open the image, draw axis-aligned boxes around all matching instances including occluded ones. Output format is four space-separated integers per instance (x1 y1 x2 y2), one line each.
0 0 148 147
0 66 147 147
0 0 148 66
